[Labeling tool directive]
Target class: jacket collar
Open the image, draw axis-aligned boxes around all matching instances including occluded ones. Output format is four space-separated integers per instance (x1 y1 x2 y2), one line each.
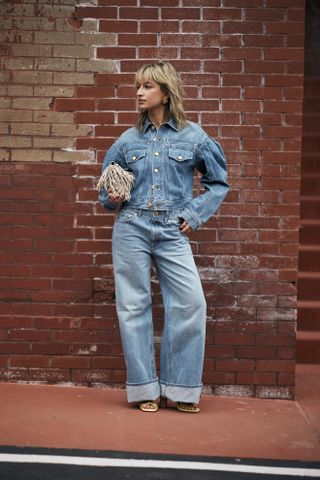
142 116 178 133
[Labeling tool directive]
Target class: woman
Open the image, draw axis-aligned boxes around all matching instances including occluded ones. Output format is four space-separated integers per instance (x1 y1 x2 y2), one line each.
99 62 229 413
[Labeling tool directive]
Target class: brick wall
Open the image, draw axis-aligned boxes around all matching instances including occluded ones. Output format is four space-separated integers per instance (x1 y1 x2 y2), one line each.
0 0 305 399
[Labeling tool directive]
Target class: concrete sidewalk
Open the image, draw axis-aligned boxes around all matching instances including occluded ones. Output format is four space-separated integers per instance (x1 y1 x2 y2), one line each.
0 364 319 462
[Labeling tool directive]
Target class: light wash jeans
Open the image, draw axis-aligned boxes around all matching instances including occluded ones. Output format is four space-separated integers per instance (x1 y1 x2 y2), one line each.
112 207 207 404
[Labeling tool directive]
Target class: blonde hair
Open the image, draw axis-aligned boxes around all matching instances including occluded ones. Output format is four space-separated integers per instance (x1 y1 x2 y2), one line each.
134 62 187 131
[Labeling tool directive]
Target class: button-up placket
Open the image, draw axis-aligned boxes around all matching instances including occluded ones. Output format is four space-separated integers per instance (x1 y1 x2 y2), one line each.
150 126 166 209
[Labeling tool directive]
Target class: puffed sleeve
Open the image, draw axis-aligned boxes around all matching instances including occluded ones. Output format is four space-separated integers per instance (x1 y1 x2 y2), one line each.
180 136 229 230
98 142 126 211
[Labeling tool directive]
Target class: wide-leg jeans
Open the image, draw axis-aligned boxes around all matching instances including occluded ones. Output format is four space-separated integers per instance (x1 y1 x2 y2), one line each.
112 207 207 404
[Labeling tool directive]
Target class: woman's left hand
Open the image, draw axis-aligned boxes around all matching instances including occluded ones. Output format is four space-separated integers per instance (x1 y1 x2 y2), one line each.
179 220 192 234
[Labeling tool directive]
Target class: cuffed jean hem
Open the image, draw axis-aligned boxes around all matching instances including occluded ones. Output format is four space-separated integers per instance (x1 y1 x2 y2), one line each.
160 382 202 404
127 380 160 403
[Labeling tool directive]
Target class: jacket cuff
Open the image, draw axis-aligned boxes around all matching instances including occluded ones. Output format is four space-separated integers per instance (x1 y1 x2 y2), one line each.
98 189 117 211
180 207 202 231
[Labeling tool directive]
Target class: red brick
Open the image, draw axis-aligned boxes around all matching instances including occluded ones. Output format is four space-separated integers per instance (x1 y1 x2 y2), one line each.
51 356 90 368
97 47 136 59
1 240 33 252
237 372 277 385
202 86 240 98
256 360 295 373
215 333 255 345
203 372 235 384
223 74 262 86
181 46 220 59
139 47 181 59
266 21 304 34
99 20 138 33
99 0 137 4
95 125 130 137
96 73 134 86
237 346 277 359
162 8 200 19
265 48 304 61
10 356 49 368
202 112 240 124
265 74 303 88
181 21 219 34
119 34 157 46
245 8 285 21
76 86 115 98
222 100 260 112
223 47 263 60
92 356 125 369
10 329 49 342
119 7 158 19
161 34 202 47
224 0 263 5
244 61 285 74
216 359 255 372
75 6 117 19
53 98 95 112
141 20 179 33
75 112 114 124
244 87 282 100
223 21 263 34
185 100 219 111
98 99 136 110
243 34 285 47
141 0 179 5
265 0 304 7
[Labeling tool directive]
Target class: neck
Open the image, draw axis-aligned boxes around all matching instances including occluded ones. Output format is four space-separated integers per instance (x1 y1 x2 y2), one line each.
147 105 169 129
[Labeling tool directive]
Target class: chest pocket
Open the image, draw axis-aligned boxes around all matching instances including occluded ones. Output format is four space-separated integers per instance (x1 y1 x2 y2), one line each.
168 147 193 165
125 148 146 164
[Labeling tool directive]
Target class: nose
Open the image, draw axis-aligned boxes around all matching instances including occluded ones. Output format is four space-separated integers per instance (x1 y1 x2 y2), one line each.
136 86 143 97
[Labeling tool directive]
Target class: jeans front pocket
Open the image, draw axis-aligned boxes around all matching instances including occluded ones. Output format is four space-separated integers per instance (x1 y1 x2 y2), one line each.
167 209 184 228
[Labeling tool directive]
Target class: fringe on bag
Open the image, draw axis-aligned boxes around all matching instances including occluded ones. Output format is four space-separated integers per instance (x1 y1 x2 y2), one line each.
96 162 135 202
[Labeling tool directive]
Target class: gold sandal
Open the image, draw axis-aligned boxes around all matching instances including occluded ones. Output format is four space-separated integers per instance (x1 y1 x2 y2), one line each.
138 400 159 412
176 402 200 413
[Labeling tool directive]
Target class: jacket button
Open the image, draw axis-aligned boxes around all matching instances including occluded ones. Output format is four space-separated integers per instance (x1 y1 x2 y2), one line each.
132 155 137 160
178 155 182 160
154 168 159 173
154 151 160 156
147 202 153 208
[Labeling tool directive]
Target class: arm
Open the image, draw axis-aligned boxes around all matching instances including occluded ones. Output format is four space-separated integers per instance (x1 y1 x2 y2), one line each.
98 142 126 212
180 137 229 230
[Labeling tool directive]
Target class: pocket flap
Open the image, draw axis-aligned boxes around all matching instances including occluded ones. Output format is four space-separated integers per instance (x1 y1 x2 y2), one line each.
168 148 193 162
125 149 146 163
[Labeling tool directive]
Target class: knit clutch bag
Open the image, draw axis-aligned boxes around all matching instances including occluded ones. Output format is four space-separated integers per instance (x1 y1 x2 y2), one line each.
96 162 135 202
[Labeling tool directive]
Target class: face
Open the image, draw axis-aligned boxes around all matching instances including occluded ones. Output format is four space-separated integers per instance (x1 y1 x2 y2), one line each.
135 77 168 112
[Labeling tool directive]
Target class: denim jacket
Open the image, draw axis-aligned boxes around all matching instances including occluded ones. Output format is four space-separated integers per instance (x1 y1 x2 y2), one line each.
98 117 229 230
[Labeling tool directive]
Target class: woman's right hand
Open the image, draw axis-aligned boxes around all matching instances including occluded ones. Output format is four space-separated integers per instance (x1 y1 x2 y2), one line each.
108 189 125 206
